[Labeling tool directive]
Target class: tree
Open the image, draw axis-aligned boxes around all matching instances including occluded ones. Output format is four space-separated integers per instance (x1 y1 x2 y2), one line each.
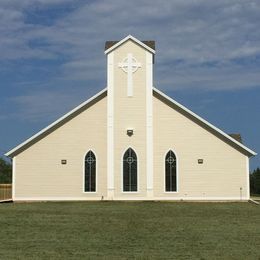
0 158 12 184
250 167 260 195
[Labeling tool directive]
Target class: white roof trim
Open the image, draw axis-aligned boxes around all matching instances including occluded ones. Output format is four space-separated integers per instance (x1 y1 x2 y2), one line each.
5 88 107 157
153 87 257 157
104 35 155 55
6 86 256 157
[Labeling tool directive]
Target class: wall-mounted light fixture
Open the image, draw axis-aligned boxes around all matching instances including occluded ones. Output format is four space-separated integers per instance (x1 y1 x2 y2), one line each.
198 159 203 164
127 129 134 136
61 159 67 165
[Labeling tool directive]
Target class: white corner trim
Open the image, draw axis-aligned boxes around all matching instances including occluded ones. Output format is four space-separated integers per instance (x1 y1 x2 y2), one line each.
146 52 153 191
246 156 250 199
5 88 107 157
107 52 114 194
12 157 16 200
153 87 257 157
105 35 155 55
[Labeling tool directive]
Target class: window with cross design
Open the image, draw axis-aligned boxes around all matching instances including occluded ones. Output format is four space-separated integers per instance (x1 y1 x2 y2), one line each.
165 150 177 192
123 148 137 192
84 150 96 192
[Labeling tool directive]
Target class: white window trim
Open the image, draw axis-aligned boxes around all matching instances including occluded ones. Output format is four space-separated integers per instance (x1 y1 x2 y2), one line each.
83 150 98 194
164 149 179 193
121 147 140 193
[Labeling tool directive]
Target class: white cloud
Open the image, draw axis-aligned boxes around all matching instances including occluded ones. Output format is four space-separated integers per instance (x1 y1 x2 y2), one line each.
1 0 260 120
157 65 260 91
9 90 87 122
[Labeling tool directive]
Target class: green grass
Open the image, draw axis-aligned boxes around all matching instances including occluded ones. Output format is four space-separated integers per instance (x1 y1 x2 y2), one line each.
0 202 260 259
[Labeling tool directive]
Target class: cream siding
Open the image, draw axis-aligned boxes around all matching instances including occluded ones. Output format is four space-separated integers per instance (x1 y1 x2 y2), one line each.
9 37 253 201
113 41 148 198
15 96 107 200
153 96 249 199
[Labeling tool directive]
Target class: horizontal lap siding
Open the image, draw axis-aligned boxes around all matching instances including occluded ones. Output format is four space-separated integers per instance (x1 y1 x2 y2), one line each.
153 96 248 199
15 97 107 199
113 41 148 198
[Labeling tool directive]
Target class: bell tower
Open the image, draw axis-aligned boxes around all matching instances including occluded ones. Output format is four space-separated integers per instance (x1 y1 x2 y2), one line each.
105 35 155 199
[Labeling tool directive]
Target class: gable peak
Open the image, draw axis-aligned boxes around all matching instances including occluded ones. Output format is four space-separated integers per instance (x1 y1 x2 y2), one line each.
104 35 155 54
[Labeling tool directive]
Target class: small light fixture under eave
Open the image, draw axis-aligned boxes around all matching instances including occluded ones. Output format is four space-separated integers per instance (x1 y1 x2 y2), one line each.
127 128 134 136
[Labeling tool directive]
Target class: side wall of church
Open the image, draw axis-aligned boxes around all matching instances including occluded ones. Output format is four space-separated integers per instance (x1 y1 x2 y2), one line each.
14 96 107 200
153 96 249 200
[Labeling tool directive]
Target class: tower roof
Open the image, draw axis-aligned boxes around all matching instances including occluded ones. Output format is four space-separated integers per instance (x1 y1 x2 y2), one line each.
104 35 155 54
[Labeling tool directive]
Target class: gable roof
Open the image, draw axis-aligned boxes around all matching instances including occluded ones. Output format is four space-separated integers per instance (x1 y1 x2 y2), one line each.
153 87 257 157
5 87 257 158
5 88 107 158
104 35 155 55
105 40 155 52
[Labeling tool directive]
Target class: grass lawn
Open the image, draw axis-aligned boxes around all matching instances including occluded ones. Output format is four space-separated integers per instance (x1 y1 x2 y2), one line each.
0 202 259 259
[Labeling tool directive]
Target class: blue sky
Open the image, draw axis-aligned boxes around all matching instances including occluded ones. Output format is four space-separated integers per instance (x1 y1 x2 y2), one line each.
0 0 259 170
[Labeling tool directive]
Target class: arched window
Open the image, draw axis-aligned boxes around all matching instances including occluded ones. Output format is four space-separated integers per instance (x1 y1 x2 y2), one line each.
123 148 137 192
165 150 177 192
84 151 96 192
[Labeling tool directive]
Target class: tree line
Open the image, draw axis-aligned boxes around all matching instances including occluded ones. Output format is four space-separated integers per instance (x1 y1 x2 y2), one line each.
250 167 260 195
0 157 260 195
0 157 12 183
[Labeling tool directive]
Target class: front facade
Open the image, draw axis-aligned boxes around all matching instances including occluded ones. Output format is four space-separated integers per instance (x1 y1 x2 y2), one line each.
6 35 256 201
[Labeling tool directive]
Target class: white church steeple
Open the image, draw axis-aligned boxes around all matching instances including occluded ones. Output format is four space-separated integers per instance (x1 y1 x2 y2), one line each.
105 35 155 199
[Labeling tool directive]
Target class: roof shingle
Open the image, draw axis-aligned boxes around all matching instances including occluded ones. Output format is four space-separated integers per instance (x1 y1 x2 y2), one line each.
105 40 155 51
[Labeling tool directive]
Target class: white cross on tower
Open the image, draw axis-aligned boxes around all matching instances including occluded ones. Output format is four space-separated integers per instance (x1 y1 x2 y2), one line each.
118 53 141 96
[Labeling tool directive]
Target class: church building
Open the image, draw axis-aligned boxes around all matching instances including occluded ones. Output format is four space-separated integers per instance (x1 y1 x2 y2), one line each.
6 35 256 201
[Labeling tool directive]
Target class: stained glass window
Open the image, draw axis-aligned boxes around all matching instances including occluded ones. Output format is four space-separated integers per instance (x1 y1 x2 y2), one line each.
123 148 137 192
165 150 177 192
84 151 96 192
